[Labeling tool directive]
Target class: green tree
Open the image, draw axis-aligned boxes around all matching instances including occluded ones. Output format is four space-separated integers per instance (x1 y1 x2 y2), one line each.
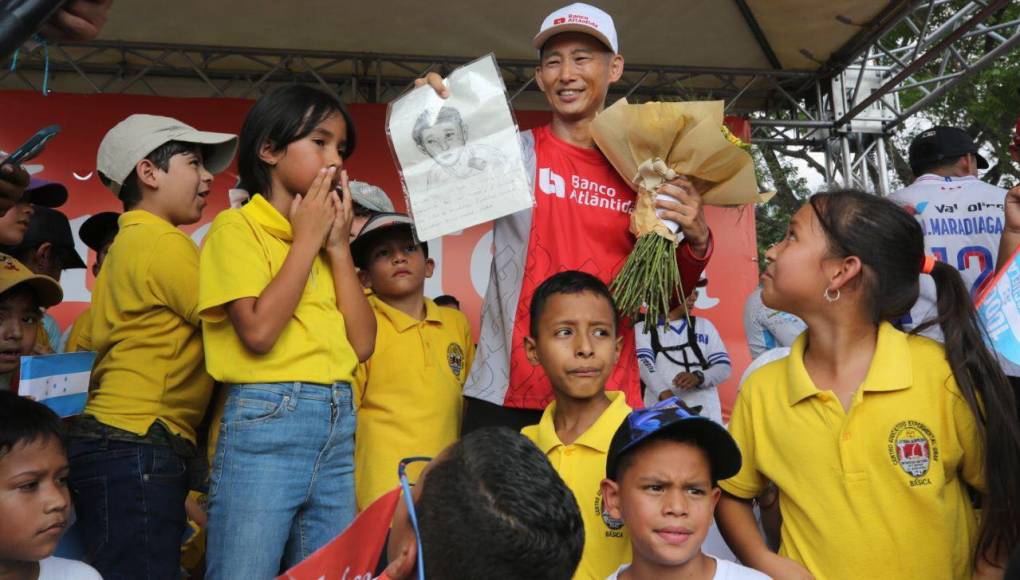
892 1 1020 188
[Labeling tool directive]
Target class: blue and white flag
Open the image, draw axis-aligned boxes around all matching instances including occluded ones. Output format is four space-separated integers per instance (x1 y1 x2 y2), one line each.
977 247 1020 366
19 352 95 417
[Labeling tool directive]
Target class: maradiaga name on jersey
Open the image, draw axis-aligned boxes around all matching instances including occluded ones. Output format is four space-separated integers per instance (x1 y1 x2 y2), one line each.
910 200 1004 238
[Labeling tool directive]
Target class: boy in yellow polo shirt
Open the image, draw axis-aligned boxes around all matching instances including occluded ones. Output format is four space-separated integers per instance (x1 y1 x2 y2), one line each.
63 211 119 353
350 213 475 510
66 114 236 580
521 270 632 580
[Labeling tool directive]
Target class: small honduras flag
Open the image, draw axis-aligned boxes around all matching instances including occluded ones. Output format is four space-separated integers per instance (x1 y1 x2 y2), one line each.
18 352 96 417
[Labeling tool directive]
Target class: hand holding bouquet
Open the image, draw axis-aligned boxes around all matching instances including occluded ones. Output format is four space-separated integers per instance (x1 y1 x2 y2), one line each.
590 99 757 324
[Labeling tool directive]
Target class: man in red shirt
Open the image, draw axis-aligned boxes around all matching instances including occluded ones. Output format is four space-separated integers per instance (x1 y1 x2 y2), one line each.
420 2 713 432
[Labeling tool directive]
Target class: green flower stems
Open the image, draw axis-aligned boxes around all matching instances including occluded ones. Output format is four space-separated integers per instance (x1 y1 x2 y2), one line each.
610 233 689 332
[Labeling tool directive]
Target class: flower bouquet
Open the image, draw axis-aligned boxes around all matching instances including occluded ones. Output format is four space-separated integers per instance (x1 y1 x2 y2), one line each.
590 99 758 324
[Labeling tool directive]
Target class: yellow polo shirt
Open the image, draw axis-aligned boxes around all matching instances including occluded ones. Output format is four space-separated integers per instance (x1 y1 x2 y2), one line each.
35 323 51 353
83 211 213 443
65 307 92 353
721 322 984 580
353 296 474 510
198 194 357 384
522 391 632 580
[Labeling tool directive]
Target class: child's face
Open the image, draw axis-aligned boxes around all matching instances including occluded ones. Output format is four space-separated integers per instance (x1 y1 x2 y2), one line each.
0 202 34 246
683 288 697 315
0 436 70 563
151 150 214 226
264 112 347 198
762 204 834 316
0 289 40 374
358 230 433 300
420 122 466 167
525 291 622 401
601 440 719 571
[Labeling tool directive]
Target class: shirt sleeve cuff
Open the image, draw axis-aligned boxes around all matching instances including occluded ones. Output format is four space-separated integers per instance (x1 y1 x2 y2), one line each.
678 229 714 264
718 477 761 500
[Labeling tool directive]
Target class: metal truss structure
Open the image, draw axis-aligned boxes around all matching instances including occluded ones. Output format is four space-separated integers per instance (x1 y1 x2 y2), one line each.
0 39 817 114
751 0 1020 193
3 0 1017 194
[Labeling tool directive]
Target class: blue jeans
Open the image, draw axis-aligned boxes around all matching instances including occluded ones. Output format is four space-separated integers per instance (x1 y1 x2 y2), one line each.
205 382 356 579
67 437 189 580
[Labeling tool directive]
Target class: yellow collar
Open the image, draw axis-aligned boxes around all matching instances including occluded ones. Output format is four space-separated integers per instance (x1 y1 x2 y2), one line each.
533 391 631 454
241 194 293 241
371 296 443 333
119 209 175 229
786 322 914 405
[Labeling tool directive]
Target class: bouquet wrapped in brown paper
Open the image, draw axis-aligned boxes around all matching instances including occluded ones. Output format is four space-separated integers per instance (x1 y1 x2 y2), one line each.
590 98 758 324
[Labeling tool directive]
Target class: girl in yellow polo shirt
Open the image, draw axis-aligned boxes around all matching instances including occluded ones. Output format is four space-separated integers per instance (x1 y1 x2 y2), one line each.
716 189 1020 579
198 84 376 580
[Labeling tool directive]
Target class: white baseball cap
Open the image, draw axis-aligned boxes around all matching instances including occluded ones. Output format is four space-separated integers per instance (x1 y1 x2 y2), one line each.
533 3 619 54
348 180 395 213
97 114 238 195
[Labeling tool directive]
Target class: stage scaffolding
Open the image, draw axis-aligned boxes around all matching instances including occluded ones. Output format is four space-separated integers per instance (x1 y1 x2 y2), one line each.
3 0 1017 194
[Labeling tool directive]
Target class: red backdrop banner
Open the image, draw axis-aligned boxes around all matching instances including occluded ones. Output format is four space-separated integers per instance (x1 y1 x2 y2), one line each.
0 90 758 417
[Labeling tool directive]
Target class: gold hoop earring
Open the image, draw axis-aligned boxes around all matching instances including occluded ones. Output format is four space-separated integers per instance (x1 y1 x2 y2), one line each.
824 288 840 303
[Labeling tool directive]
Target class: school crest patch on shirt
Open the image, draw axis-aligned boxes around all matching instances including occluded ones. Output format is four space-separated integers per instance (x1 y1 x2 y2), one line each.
447 343 465 377
887 420 938 483
0 254 19 270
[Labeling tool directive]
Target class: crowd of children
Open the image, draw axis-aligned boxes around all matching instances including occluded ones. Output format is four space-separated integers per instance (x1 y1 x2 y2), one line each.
2 3 1020 580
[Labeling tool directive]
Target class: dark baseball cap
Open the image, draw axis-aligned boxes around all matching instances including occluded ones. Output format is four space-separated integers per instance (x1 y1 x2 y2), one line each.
24 178 68 208
606 397 742 482
3 207 86 269
350 212 428 269
909 126 988 174
79 211 120 253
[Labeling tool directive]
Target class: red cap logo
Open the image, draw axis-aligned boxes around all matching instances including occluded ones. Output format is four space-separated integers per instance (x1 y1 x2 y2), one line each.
553 17 566 24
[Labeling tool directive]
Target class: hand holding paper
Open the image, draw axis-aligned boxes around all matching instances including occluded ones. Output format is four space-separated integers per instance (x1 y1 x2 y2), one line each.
388 55 533 241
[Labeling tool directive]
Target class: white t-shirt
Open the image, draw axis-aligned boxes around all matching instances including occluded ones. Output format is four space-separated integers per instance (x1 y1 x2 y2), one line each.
635 316 731 422
739 347 791 387
38 557 103 580
605 556 770 579
742 288 805 360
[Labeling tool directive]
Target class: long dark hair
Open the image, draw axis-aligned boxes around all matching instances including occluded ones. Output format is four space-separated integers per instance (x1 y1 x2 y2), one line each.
237 84 357 197
810 189 1020 566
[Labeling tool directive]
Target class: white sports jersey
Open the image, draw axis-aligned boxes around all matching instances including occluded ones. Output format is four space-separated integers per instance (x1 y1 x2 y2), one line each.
889 174 1020 376
742 287 806 360
635 316 731 423
889 174 1005 334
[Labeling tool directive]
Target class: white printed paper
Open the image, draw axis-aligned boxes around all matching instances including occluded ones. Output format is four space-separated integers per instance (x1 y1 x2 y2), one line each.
386 54 533 241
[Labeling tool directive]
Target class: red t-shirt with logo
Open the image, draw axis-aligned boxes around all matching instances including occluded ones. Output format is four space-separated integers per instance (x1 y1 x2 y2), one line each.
502 125 709 409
